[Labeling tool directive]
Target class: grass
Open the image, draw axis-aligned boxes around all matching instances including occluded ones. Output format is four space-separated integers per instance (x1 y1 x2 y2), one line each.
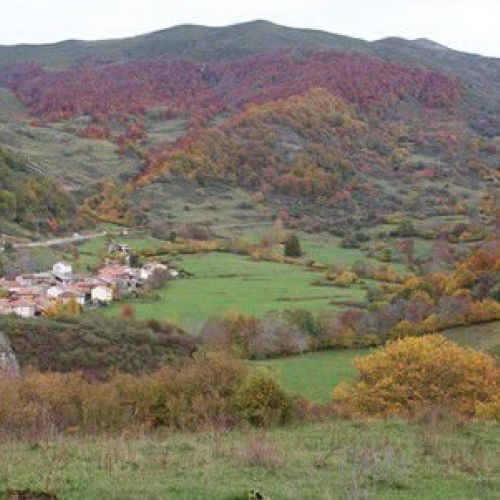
135 181 269 232
444 321 500 351
298 232 375 267
144 117 187 146
103 252 368 333
0 119 137 188
0 419 498 499
0 88 25 121
256 349 371 402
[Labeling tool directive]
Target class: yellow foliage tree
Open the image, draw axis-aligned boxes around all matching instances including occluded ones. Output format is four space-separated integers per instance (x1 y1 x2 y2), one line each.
333 334 500 417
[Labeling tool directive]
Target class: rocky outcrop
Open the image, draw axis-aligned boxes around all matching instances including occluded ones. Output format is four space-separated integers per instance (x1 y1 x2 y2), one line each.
0 331 19 375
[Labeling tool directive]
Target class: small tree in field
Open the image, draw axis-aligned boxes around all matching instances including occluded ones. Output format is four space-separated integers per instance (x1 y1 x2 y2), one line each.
121 304 136 320
284 234 302 258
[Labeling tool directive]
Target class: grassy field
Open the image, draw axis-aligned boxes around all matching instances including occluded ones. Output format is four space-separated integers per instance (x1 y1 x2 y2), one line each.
256 349 371 402
1 419 498 499
252 322 500 403
103 252 369 333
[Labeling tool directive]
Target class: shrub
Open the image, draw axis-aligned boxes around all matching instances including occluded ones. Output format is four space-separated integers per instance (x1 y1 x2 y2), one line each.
475 393 500 421
0 351 297 437
333 334 500 417
157 350 248 429
232 369 293 426
333 270 359 287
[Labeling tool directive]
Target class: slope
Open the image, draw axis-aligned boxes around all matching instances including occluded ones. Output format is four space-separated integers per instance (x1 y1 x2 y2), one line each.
0 146 77 235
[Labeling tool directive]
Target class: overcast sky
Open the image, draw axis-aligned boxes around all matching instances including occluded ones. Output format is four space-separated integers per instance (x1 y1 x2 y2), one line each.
2 0 498 57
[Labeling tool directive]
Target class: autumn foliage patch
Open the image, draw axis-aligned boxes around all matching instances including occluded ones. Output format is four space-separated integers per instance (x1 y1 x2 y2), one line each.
1 51 462 122
333 334 500 417
0 351 294 438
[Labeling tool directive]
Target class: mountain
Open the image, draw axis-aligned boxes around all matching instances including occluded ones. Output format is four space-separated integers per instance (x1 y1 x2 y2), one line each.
0 20 498 236
0 21 369 67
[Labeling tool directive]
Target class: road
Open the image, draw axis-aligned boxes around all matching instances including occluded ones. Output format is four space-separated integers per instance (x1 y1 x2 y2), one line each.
13 231 107 249
10 221 275 249
209 222 274 230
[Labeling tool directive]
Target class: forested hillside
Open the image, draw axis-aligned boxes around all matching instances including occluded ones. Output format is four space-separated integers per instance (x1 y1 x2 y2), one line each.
0 20 497 233
0 146 76 234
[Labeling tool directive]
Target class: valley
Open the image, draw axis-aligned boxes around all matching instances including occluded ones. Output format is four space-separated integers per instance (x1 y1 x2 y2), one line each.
0 17 498 500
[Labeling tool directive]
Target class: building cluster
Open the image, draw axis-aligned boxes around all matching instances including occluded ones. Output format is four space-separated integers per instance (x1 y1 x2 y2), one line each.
0 257 174 318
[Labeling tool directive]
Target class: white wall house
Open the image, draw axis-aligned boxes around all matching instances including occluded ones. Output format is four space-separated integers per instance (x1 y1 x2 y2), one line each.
140 263 168 280
12 301 36 318
60 291 86 306
91 285 113 304
46 286 65 299
53 262 73 280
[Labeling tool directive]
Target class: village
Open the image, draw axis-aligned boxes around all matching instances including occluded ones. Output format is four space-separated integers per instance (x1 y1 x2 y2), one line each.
0 242 178 318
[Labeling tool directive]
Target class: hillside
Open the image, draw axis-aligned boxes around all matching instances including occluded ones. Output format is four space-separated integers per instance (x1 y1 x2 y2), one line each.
0 146 77 235
0 20 497 109
138 88 488 227
0 20 498 235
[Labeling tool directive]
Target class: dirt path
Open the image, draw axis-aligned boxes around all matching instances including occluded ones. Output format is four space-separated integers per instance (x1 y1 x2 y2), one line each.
13 231 107 249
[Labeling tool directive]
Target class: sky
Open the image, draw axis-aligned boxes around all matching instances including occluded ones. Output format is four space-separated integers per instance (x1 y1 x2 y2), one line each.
2 0 499 57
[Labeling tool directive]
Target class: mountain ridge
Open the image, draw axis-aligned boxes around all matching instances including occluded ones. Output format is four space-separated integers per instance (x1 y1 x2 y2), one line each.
1 20 497 66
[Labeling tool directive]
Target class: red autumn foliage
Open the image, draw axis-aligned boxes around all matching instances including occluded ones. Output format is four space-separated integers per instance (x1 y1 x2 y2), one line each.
1 50 462 124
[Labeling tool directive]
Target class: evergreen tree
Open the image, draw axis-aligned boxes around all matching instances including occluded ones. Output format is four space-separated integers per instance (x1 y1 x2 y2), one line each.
284 234 302 258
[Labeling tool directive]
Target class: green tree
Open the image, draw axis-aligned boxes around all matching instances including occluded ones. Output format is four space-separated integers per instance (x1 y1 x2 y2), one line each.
284 234 302 258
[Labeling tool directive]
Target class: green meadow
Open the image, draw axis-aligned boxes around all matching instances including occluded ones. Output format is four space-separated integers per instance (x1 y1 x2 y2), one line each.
256 349 372 402
103 252 369 333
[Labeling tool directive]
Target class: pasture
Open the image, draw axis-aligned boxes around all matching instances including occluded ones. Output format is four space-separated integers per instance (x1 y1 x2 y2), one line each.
103 252 369 333
256 349 371 402
1 420 498 499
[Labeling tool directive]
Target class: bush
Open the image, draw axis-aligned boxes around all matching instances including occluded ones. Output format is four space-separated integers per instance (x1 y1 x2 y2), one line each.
334 334 500 417
0 351 297 437
232 369 293 426
333 270 359 287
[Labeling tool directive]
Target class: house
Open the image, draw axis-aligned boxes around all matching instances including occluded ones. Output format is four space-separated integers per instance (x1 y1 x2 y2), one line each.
69 280 95 302
46 285 65 299
11 299 36 318
15 275 34 286
91 285 113 304
98 265 141 293
140 262 168 280
59 289 86 306
13 286 45 299
52 262 73 282
0 280 19 292
0 298 14 315
108 243 131 254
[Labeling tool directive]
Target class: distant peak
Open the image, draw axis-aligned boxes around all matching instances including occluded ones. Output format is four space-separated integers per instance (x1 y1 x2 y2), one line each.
411 38 450 51
375 36 450 52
